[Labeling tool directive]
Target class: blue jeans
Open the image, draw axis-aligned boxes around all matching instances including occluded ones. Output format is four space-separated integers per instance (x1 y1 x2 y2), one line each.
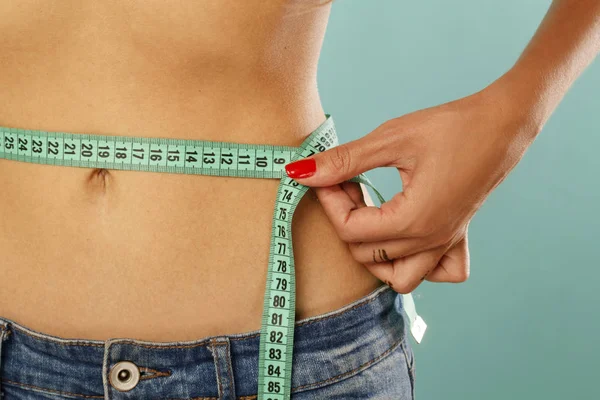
0 284 415 399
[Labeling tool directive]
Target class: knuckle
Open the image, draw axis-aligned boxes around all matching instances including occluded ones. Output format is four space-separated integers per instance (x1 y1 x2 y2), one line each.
385 206 413 236
432 229 454 247
337 227 355 243
336 215 359 243
330 145 352 175
378 118 402 137
409 218 436 238
390 216 409 237
453 267 470 283
347 242 362 258
393 280 415 295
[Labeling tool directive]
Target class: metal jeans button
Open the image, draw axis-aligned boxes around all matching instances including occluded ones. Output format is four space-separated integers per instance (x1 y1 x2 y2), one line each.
109 360 140 391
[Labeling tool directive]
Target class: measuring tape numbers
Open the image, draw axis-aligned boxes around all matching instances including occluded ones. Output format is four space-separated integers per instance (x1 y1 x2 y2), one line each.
0 114 426 399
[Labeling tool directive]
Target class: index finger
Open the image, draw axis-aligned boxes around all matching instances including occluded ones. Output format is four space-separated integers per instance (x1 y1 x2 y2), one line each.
314 186 413 243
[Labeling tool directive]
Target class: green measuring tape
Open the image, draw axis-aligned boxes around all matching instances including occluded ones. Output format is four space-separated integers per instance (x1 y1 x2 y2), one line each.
0 114 426 399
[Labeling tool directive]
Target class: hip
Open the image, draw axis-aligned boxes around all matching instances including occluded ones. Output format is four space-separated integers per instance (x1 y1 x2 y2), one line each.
0 284 415 399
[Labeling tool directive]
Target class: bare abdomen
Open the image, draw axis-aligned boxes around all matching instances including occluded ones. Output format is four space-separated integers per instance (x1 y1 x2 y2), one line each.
0 0 382 341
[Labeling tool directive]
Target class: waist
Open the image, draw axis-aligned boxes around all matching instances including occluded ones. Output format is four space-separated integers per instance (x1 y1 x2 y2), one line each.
0 108 383 341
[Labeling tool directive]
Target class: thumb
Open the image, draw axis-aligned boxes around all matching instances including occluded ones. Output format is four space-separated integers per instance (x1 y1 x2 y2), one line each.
284 132 392 187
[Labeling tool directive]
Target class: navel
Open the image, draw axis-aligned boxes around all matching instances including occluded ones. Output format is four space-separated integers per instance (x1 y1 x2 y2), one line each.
86 168 111 193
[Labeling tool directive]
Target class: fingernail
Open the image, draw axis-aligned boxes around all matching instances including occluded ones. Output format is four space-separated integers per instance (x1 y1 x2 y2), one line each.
285 158 316 179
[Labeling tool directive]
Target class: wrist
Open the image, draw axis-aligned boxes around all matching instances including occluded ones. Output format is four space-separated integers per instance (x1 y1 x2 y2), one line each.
480 66 553 141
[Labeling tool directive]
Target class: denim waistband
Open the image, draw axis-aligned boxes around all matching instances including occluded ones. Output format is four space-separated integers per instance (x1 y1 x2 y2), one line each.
0 284 408 399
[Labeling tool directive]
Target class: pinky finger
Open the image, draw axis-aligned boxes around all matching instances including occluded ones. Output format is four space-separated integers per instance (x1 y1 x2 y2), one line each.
425 234 470 283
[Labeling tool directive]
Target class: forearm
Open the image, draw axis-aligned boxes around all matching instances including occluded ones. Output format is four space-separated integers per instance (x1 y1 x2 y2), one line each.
491 0 600 135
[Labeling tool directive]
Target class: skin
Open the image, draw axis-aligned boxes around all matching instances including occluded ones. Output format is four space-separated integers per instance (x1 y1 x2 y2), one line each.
0 0 596 342
0 0 385 342
291 0 600 294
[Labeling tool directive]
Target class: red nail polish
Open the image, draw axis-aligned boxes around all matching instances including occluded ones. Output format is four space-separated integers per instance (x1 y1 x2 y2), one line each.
285 158 316 179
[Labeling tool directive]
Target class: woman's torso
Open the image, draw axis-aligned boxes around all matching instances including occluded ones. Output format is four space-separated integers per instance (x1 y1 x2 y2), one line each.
0 0 382 342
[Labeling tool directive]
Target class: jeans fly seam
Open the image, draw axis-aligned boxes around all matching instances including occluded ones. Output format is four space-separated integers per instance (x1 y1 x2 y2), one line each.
210 339 225 399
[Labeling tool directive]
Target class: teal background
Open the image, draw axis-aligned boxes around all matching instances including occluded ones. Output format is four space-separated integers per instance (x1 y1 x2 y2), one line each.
318 1 599 399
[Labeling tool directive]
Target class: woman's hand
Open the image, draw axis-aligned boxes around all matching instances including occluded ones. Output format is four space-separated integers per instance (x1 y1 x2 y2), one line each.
284 78 540 294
